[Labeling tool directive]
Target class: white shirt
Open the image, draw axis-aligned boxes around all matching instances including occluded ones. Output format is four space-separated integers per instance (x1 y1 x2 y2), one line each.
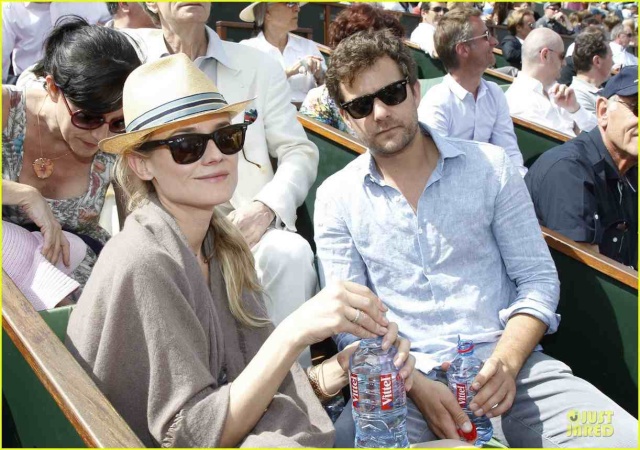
2 2 111 81
570 76 600 116
505 72 598 138
410 23 437 58
240 32 326 103
418 74 526 176
610 41 639 67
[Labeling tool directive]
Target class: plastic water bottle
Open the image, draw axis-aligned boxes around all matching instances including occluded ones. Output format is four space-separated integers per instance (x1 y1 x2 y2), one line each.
447 337 493 447
349 337 409 448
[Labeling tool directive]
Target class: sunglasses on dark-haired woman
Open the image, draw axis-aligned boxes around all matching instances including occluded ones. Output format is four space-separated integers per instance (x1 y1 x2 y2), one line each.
58 88 126 134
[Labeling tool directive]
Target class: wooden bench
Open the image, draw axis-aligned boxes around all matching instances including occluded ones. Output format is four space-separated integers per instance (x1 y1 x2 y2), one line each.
296 114 638 417
2 271 144 448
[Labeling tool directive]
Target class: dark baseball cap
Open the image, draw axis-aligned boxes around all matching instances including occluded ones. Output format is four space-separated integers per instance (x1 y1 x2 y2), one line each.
599 66 639 98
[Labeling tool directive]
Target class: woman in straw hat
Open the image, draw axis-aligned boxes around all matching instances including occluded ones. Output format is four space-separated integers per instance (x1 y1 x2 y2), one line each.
239 2 326 104
65 53 416 448
2 17 140 298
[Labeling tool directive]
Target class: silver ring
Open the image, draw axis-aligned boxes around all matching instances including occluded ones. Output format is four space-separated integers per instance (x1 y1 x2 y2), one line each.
351 309 362 324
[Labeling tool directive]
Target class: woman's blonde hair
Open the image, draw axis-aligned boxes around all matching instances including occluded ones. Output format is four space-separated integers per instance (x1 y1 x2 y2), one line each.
114 147 270 328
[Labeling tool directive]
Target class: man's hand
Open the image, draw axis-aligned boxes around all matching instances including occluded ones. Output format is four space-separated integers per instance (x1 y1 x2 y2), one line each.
468 355 517 419
549 84 580 113
409 372 474 441
227 201 275 248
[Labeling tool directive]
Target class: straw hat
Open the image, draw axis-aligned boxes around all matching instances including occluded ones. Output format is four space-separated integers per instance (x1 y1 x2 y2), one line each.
2 221 87 311
239 2 307 22
99 53 255 154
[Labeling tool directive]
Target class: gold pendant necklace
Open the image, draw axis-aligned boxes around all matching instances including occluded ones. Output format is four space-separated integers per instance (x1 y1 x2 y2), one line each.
32 93 70 180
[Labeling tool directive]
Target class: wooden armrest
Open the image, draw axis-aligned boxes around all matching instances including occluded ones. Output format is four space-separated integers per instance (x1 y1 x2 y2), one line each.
2 271 144 448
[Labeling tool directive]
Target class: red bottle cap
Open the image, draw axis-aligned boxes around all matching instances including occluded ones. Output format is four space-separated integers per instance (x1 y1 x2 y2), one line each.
457 423 478 442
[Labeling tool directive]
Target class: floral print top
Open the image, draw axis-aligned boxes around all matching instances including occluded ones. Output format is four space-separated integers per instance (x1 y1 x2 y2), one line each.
2 86 115 245
300 84 356 137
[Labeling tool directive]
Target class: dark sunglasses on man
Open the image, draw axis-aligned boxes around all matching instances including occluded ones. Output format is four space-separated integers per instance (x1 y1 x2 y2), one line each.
137 123 249 165
340 78 409 119
432 6 449 13
57 87 126 134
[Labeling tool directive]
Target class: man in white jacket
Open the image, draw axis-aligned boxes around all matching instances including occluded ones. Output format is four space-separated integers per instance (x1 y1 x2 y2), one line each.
131 3 318 364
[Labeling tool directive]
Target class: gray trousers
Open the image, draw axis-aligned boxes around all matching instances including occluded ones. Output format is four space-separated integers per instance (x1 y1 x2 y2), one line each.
334 352 638 448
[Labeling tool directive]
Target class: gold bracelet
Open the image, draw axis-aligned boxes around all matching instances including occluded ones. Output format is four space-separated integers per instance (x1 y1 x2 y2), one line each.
318 360 343 398
307 362 340 403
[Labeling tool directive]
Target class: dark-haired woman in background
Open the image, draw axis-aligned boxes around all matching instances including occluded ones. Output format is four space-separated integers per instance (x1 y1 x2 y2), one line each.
2 17 140 298
299 3 405 134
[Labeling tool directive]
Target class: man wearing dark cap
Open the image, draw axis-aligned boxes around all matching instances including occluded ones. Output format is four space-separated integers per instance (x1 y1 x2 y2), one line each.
525 66 638 269
536 2 574 35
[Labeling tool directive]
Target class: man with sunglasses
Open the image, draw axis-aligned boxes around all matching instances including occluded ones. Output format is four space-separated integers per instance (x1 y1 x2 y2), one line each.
506 28 598 137
609 23 638 67
410 2 448 58
535 2 574 35
317 29 638 447
418 6 526 176
124 2 320 365
525 66 638 269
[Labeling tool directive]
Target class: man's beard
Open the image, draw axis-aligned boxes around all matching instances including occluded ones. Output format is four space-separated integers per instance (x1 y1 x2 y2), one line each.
365 118 420 156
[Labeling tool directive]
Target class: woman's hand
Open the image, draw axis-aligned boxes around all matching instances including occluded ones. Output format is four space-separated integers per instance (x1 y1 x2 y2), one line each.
21 188 70 266
280 281 390 351
316 322 417 398
286 56 324 79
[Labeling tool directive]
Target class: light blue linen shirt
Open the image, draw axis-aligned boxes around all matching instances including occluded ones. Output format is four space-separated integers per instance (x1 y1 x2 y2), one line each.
314 124 560 373
418 74 527 176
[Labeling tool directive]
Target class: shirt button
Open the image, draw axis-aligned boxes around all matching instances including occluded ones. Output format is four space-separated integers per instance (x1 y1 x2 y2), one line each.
595 214 599 220
418 229 423 235
613 237 618 243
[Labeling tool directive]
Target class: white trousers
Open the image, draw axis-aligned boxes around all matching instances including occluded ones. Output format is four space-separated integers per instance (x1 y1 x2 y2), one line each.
252 228 318 367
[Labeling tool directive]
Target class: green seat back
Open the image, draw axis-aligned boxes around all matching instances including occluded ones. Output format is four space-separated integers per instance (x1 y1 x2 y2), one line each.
418 76 445 98
409 45 448 79
303 133 360 222
2 306 86 448
493 51 509 69
514 121 566 168
541 250 638 417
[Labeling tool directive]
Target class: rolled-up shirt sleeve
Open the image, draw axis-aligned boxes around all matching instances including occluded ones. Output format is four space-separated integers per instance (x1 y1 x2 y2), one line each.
492 152 561 334
314 180 368 350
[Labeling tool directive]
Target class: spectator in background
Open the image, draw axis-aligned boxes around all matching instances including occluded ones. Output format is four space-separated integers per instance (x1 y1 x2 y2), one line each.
610 23 638 66
525 66 637 269
536 2 574 35
2 2 111 83
104 2 157 29
603 12 622 39
506 28 598 137
410 2 448 58
571 28 613 115
239 2 326 105
501 8 536 69
488 1 513 25
300 3 404 135
418 6 526 175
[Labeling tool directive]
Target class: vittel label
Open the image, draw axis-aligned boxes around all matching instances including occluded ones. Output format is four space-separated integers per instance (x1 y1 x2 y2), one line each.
380 373 394 410
350 372 360 408
455 383 467 407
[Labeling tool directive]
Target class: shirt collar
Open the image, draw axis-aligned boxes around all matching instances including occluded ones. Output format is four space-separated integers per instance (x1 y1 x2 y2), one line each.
153 26 236 70
359 122 465 184
584 127 623 181
443 74 488 101
514 72 546 95
571 76 600 94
